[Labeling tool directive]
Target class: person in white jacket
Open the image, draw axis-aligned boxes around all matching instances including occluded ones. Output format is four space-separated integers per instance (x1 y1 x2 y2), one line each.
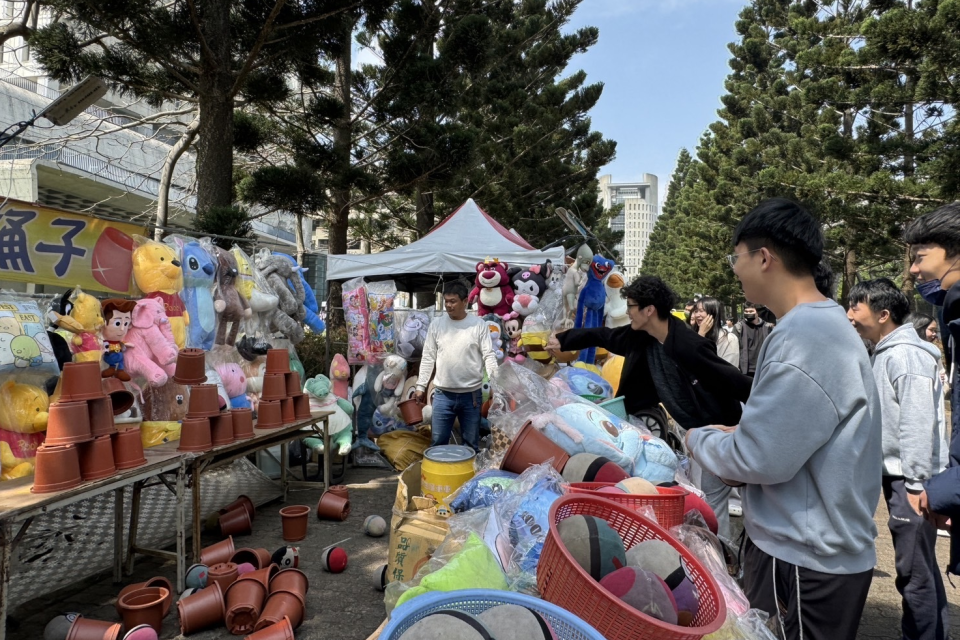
847 278 948 640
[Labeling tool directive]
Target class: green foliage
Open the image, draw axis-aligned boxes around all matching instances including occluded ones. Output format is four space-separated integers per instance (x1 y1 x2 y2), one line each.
192 205 254 252
295 329 345 382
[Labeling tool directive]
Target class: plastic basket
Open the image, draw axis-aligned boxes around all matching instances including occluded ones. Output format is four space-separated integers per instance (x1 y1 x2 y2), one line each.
538 494 726 640
565 483 687 529
598 396 627 419
381 589 605 640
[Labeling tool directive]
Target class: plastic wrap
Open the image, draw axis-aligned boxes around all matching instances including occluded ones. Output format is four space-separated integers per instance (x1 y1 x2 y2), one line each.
231 244 279 343
447 469 520 513
394 308 432 361
343 277 370 364
366 280 397 362
131 235 187 349
519 288 567 363
671 524 757 622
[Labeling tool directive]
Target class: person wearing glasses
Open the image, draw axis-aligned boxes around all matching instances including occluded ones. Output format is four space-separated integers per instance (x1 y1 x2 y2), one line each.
685 198 881 640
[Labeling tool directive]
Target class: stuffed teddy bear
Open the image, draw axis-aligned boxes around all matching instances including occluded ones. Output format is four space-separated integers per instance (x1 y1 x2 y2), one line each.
216 363 251 410
213 248 252 347
502 312 525 363
468 258 514 318
100 298 137 381
374 354 407 417
0 381 49 480
509 261 552 317
255 251 306 344
48 286 104 363
180 241 218 350
604 270 629 328
303 374 354 456
125 298 178 387
132 238 188 349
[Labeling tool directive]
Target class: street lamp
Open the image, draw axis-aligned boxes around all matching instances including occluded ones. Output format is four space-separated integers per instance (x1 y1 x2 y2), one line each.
0 75 107 149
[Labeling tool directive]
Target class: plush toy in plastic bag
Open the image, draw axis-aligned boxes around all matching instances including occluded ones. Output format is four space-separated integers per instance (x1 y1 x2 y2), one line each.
213 247 252 347
132 235 187 349
0 381 49 480
554 366 612 400
272 252 325 334
375 354 407 417
46 287 103 364
448 470 520 513
352 364 380 450
166 237 217 350
366 280 396 361
0 300 58 376
343 277 370 364
520 288 566 363
255 248 306 344
304 374 353 456
394 308 431 361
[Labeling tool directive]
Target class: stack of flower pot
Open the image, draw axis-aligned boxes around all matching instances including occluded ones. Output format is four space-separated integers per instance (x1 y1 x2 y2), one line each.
33 361 148 493
257 349 311 429
218 494 255 537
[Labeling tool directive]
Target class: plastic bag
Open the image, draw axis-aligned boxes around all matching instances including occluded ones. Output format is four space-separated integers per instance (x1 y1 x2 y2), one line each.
0 298 60 380
343 277 370 364
232 244 279 342
141 421 181 448
366 280 397 362
519 288 566 363
393 308 431 361
447 469 520 513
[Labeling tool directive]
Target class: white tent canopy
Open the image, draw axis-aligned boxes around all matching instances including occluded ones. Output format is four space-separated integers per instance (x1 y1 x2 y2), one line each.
326 199 566 286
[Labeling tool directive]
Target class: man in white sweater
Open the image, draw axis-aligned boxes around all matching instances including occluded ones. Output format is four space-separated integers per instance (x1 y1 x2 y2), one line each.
414 280 499 451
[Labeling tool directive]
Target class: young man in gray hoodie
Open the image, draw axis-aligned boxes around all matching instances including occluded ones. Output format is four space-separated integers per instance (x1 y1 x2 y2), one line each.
685 198 882 640
847 278 948 640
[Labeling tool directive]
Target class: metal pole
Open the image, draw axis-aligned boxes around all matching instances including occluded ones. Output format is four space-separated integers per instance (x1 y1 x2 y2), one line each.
113 487 124 582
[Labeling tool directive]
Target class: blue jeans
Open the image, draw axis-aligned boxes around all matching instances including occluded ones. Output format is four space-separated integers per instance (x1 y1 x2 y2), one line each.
430 389 482 451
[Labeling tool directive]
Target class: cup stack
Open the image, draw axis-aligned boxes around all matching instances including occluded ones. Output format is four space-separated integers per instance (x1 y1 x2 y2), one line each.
258 350 310 429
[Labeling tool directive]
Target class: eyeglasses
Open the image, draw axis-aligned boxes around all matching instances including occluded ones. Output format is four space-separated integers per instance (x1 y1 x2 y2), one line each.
726 248 763 268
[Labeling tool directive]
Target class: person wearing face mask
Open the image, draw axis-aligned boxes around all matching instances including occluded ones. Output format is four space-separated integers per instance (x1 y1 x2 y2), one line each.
903 201 960 578
733 303 775 376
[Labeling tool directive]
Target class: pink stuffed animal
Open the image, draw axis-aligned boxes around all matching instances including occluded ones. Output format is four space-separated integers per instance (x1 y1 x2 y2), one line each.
216 363 251 410
468 258 514 317
124 298 178 387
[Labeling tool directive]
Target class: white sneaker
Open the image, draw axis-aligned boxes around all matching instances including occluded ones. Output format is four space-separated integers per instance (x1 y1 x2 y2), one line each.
728 499 742 517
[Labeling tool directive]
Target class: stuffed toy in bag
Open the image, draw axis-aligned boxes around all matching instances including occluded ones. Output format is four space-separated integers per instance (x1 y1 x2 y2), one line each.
468 258 514 318
502 312 525 363
48 286 104 363
132 238 188 349
395 311 430 360
0 381 48 480
374 354 407 417
124 298 178 387
214 248 252 347
509 261 552 317
304 374 353 456
329 353 350 400
273 252 325 334
180 241 218 350
256 250 306 344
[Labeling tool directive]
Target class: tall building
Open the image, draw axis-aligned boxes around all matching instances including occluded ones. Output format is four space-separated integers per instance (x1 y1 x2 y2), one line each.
598 173 659 279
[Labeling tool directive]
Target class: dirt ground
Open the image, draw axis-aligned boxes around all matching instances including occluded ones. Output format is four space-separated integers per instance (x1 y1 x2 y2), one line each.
5 466 959 640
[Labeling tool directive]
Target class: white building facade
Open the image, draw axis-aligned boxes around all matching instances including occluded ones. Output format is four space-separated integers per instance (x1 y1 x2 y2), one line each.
598 173 659 280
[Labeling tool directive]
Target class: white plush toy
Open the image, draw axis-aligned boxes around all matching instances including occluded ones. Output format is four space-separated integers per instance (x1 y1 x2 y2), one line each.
374 354 407 417
604 270 629 328
304 374 353 455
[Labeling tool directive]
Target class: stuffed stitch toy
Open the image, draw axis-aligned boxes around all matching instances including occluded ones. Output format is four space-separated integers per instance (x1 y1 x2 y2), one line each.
468 258 514 317
575 255 614 364
213 248 252 347
0 381 48 480
48 286 104 363
304 374 354 455
509 261 552 317
216 363 250 410
132 238 188 349
124 298 178 387
180 241 218 350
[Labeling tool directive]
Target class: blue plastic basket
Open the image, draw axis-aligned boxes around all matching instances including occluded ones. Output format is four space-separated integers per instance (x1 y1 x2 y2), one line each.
598 396 627 419
381 589 606 640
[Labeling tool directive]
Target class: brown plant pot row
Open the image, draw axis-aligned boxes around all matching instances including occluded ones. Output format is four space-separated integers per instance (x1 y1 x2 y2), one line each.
280 398 295 425
255 590 305 631
211 412 234 447
500 420 570 475
256 401 282 430
231 409 255 440
113 426 146 470
219 505 252 537
78 435 116 481
279 505 310 542
187 384 220 418
115 576 174 618
178 417 212 453
177 581 224 635
200 536 235 566
316 491 350 521
261 374 287 402
173 348 207 385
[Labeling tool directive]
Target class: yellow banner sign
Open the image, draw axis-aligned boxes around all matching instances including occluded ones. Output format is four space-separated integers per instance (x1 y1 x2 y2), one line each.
0 199 147 295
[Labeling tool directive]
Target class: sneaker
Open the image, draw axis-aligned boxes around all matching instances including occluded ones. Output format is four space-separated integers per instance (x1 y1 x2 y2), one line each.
728 499 743 517
938 529 950 538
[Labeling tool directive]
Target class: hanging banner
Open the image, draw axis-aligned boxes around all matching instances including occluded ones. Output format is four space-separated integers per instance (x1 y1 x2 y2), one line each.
0 199 147 295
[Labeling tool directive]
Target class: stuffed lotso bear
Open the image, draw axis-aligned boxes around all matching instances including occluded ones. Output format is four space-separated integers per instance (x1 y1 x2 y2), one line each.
468 258 514 318
213 248 252 347
509 261 552 317
0 381 49 480
132 237 188 349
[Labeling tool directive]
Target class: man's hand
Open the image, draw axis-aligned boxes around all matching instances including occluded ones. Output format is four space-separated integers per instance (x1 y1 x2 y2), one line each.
919 490 951 530
698 315 714 337
546 334 562 355
684 424 737 467
413 390 425 404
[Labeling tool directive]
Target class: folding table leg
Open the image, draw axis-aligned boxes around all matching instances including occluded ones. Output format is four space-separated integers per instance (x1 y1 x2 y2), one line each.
114 487 124 582
125 482 142 575
191 465 202 564
176 460 186 593
280 442 289 502
0 521 12 640
323 417 331 490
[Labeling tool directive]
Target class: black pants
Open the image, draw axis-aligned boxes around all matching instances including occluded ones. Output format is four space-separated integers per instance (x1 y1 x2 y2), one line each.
742 537 872 640
883 476 949 640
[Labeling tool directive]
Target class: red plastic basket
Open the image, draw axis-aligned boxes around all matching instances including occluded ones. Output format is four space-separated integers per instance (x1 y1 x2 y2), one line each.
565 483 687 529
538 494 726 640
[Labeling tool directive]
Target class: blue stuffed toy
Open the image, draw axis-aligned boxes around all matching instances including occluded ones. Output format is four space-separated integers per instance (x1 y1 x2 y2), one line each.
352 364 380 451
555 367 613 399
180 241 218 350
273 252 325 334
575 255 614 364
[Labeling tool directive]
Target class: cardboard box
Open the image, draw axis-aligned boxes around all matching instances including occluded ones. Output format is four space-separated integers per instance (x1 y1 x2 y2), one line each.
387 461 451 584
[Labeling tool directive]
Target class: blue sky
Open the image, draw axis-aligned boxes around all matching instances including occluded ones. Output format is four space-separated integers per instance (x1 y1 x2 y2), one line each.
567 0 746 203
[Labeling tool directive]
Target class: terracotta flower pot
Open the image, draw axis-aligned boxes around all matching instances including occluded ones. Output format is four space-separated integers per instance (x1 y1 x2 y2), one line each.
177 581 224 635
254 590 305 631
45 401 93 445
268 569 308 598
221 495 256 521
65 618 122 640
256 401 282 430
500 420 570 475
284 372 301 397
208 562 239 593
219 506 252 537
173 348 207 385
112 427 146 470
101 377 135 415
115 577 173 618
32 444 82 493
116 586 168 634
200 536 235 566
224 577 268 635
280 398 295 424
316 491 350 521
231 547 271 571
237 563 279 591
78 435 116 481
177 417 212 453
265 349 290 375
247 616 294 640
186 385 220 418
210 412 234 446
60 362 106 402
260 374 287 402
279 506 310 542
88 397 117 438
231 409 255 440
326 485 349 500
293 394 311 420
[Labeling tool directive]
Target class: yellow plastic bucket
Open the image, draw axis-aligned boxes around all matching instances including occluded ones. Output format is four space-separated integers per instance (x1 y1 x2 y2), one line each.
421 445 476 516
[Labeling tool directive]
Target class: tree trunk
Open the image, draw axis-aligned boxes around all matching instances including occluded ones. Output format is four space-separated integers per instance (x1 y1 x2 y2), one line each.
155 115 200 240
327 20 353 329
901 72 917 298
195 0 234 214
295 212 305 265
840 244 857 309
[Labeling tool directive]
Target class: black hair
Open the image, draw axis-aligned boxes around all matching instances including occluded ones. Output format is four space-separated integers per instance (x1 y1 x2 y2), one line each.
903 202 960 258
847 278 910 325
621 276 677 320
684 299 696 308
814 258 836 300
732 198 824 277
694 297 724 343
904 312 936 341
442 279 468 301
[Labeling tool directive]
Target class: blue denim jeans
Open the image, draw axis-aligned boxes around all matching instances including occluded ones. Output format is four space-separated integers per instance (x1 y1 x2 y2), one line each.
430 389 482 451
